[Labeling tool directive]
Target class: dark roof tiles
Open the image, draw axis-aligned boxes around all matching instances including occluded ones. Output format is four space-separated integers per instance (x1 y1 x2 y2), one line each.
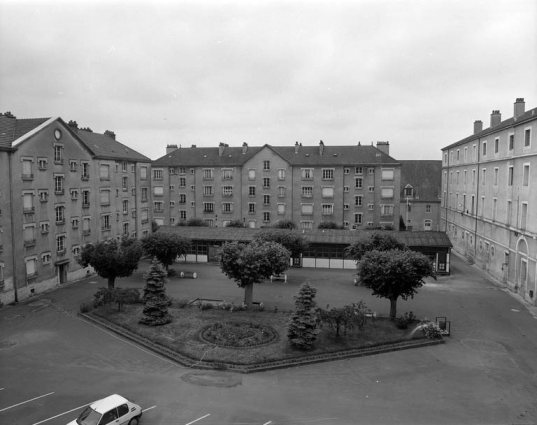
0 116 50 148
399 160 442 202
76 129 150 162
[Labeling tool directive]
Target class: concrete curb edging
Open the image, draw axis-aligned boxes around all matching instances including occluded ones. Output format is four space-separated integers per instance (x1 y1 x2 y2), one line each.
79 312 445 373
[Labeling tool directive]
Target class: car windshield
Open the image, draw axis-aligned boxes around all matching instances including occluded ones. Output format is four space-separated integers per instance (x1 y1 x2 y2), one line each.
76 406 102 425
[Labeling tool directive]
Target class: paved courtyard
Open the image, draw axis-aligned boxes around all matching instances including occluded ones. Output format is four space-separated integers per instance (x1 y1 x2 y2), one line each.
0 254 536 425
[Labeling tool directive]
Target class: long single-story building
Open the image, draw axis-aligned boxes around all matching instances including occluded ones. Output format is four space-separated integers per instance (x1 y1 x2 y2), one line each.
157 227 453 274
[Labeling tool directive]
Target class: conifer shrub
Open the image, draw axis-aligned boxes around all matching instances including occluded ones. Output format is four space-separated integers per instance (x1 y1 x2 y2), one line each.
287 281 320 350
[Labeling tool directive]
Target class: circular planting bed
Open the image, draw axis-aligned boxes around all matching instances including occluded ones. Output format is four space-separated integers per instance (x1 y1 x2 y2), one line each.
200 321 278 348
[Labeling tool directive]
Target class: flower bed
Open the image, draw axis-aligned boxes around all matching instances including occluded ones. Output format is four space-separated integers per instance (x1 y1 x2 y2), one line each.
200 321 277 348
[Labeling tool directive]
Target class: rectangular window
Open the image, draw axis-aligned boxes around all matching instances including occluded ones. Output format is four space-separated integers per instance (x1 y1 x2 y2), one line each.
494 138 499 153
38 158 47 170
168 167 175 175
381 169 394 180
26 257 38 278
523 164 530 186
153 186 164 196
122 176 128 191
508 166 514 186
153 169 163 180
81 162 89 179
277 203 285 215
368 186 375 192
248 203 256 213
54 176 64 194
23 225 36 246
55 206 65 223
70 160 77 172
355 167 363 174
263 212 270 222
354 213 363 224
301 186 313 198
141 187 148 201
179 194 186 204
23 192 34 213
277 169 285 180
482 141 487 156
426 204 431 213
179 177 186 187
40 221 50 234
322 169 334 180
263 160 270 170
82 190 90 207
493 168 499 186
180 210 186 220
322 204 334 215
83 216 91 235
140 166 148 179
222 186 233 196
302 168 313 180
355 195 363 206
41 253 51 265
509 134 514 150
70 189 79 200
263 177 270 188
321 187 334 198
202 169 213 180
525 129 531 147
482 169 487 185
249 186 256 197
300 221 313 230
248 169 256 180
154 201 163 212
100 164 110 180
102 214 111 230
263 195 270 205
222 202 233 213
71 217 79 229
355 178 363 189
380 205 394 216
54 145 63 163
122 199 129 213
521 203 528 230
122 222 129 235
221 168 233 180
301 203 313 215
203 186 213 196
22 158 33 179
203 202 214 212
492 198 497 221
278 186 286 197
381 187 394 198
141 209 149 223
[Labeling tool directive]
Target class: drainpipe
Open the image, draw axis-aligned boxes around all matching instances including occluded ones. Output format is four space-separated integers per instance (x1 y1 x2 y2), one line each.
444 150 450 232
473 138 481 256
8 148 18 302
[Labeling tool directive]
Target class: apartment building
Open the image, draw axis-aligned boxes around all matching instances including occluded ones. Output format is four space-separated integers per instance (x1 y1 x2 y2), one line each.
0 113 151 304
399 160 442 231
152 140 401 230
441 98 537 305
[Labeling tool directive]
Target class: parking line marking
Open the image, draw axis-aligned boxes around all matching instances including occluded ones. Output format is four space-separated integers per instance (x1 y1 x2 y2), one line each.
142 405 156 412
0 392 54 412
31 402 92 425
263 422 272 425
186 413 210 425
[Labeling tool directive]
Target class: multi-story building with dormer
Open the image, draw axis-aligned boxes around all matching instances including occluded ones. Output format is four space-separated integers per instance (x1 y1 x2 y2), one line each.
441 98 537 305
0 113 151 304
151 140 401 230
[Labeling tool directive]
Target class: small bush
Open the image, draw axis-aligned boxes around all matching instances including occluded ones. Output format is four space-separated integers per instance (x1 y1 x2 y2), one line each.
396 311 416 329
80 302 92 313
200 302 214 310
420 321 443 339
174 298 190 308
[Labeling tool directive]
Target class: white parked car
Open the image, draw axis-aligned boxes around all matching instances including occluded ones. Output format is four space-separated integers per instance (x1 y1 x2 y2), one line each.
67 394 142 425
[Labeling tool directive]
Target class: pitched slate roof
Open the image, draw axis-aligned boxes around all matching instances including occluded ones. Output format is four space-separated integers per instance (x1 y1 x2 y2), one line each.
157 226 452 248
76 129 150 162
0 115 50 148
153 143 399 167
443 107 537 150
153 145 264 167
399 160 442 202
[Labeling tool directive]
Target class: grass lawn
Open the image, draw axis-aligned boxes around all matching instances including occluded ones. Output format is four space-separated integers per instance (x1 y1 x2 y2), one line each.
91 304 427 366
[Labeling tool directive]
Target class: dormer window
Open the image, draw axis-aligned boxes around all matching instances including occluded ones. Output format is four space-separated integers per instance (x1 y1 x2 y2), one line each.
404 185 413 198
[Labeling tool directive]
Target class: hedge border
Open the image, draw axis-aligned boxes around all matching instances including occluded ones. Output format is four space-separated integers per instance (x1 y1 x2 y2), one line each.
79 312 445 374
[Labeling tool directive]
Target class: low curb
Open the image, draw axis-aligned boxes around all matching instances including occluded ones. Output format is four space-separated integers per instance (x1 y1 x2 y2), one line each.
79 312 445 374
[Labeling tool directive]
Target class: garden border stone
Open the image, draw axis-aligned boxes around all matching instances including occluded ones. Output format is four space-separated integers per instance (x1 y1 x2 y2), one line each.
79 312 445 373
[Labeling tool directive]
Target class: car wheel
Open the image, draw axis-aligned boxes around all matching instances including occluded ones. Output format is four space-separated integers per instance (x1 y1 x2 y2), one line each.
128 417 139 425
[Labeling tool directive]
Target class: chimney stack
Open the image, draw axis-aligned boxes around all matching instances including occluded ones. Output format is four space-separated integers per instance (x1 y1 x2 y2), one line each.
474 120 483 135
104 130 116 140
166 144 178 154
294 141 300 154
219 142 226 156
376 141 390 155
514 98 525 119
319 140 324 156
490 110 501 127
68 120 78 132
242 142 248 154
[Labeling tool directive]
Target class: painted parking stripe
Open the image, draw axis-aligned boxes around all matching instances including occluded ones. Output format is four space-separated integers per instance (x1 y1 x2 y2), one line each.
263 422 272 425
31 402 93 425
142 405 156 412
185 413 210 425
0 392 54 412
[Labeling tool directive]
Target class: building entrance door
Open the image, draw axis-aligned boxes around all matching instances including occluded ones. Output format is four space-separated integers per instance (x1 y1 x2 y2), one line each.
58 263 68 284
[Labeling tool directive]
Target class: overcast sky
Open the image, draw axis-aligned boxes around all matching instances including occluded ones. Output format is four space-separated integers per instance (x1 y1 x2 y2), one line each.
1 0 535 161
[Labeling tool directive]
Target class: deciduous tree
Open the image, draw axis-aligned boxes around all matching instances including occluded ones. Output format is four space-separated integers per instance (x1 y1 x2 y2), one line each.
77 236 143 289
357 249 436 319
346 231 407 261
218 241 290 307
141 232 191 270
254 229 308 258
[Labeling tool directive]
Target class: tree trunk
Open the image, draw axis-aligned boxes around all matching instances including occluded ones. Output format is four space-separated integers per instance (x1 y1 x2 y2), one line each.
389 297 398 320
108 276 116 290
243 283 254 307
